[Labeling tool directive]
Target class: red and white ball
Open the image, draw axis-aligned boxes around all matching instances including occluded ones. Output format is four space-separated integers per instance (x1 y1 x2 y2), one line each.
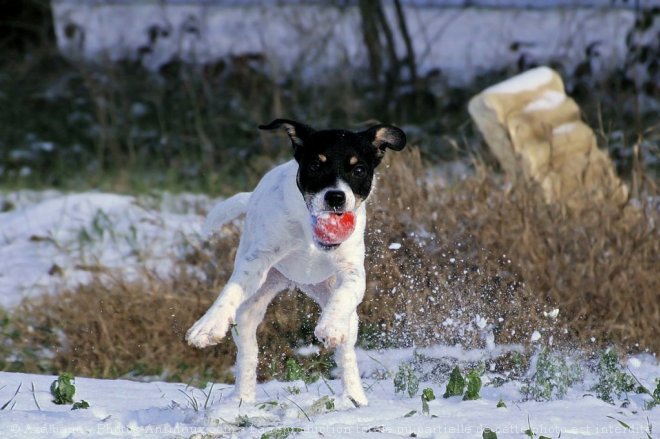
312 212 356 246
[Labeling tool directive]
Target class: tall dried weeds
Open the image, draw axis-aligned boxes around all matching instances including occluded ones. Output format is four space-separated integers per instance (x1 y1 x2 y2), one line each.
5 148 658 383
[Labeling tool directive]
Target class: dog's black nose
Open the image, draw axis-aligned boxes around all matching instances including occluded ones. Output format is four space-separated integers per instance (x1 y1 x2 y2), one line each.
325 190 346 209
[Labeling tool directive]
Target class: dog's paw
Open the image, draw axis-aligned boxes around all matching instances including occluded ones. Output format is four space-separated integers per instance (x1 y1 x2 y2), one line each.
314 319 349 348
186 309 235 348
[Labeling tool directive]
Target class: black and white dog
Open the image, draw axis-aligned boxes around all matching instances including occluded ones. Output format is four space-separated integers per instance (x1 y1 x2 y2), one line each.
186 119 406 406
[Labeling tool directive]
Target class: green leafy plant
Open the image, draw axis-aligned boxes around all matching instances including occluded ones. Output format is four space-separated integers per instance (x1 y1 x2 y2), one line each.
524 417 534 438
283 358 318 384
483 428 498 439
284 358 305 382
443 366 466 398
463 369 482 401
71 400 89 410
257 400 280 411
592 348 636 404
523 416 551 438
648 378 660 410
285 385 301 395
309 395 335 414
496 398 506 408
260 427 303 439
421 388 435 415
521 348 582 401
50 373 76 405
394 363 419 398
628 375 660 410
282 358 314 384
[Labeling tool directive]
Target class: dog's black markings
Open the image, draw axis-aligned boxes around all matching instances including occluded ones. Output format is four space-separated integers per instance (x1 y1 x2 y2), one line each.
259 119 406 207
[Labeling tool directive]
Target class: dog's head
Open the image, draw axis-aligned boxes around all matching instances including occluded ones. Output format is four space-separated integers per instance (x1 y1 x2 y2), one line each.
259 119 406 250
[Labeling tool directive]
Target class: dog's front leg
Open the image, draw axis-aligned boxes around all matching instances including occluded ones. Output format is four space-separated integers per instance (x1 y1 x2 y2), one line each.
186 258 274 349
301 274 368 406
311 267 369 406
313 265 365 349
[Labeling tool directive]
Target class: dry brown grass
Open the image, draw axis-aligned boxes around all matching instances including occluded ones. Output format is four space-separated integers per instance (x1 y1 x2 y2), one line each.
4 147 658 383
7 229 333 384
365 149 659 352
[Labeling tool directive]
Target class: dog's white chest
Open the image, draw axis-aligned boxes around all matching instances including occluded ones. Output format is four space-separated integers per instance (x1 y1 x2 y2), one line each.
274 245 339 285
236 160 366 286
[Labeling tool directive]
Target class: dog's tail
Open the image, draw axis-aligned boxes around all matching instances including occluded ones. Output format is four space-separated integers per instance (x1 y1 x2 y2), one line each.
202 192 251 239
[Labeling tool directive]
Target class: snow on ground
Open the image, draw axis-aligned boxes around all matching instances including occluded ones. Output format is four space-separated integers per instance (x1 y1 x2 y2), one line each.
0 191 210 309
0 350 658 439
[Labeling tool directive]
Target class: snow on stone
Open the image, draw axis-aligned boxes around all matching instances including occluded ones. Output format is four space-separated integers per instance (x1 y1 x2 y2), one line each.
0 191 210 308
523 90 566 112
484 66 554 94
553 122 578 135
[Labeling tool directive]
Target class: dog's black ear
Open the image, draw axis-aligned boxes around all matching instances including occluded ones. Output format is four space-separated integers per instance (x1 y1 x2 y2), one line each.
360 125 407 159
259 119 315 149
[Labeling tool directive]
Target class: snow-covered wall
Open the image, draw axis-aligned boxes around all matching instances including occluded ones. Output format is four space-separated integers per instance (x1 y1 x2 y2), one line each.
53 0 658 8
51 1 638 85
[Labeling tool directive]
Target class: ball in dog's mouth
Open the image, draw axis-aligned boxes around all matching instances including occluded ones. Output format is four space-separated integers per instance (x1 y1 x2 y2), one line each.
311 211 356 249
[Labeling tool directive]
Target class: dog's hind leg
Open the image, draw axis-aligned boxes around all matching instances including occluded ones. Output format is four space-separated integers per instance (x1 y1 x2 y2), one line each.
232 269 289 402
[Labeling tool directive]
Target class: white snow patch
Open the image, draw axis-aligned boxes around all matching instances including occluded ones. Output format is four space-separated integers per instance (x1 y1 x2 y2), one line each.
523 90 566 112
0 191 211 308
553 122 578 135
484 332 496 351
388 242 401 250
530 330 542 342
543 308 560 319
295 344 321 357
474 314 488 329
485 66 554 94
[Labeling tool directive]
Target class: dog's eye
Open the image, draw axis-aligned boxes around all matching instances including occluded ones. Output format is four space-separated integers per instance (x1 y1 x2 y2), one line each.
352 165 367 178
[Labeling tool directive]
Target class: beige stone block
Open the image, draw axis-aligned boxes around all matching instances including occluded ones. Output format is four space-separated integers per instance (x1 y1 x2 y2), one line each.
468 66 627 208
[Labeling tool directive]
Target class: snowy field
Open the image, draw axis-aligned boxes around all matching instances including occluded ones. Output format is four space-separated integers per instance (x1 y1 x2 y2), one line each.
1 190 659 438
0 191 209 309
0 349 658 439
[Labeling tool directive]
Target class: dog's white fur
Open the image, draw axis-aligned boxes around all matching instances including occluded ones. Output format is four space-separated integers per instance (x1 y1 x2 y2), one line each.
187 159 369 406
